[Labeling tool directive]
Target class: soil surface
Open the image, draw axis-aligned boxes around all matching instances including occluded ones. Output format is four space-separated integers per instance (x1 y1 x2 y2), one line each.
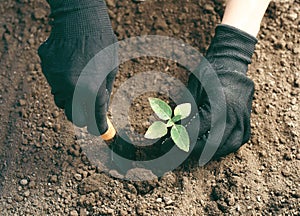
0 0 300 215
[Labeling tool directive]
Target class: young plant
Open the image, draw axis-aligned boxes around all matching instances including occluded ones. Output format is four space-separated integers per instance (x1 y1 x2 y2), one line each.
144 97 191 152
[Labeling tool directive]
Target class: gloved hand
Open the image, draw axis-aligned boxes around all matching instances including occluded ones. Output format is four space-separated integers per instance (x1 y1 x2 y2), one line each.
187 24 257 160
38 0 118 136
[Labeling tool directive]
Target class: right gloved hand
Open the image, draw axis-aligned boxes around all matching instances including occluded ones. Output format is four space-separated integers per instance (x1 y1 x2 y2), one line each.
38 0 118 136
187 24 257 161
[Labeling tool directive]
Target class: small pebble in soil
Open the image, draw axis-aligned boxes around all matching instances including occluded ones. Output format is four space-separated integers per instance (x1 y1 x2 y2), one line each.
156 197 162 203
50 175 58 183
28 181 35 189
52 110 60 118
19 99 26 106
17 186 22 191
6 197 13 204
69 209 78 216
53 124 61 132
79 208 87 216
119 210 127 216
287 12 298 21
227 195 235 206
33 8 47 20
74 173 82 181
107 208 114 214
281 169 291 177
163 196 174 205
20 179 28 186
257 196 262 202
23 190 30 197
293 46 300 54
14 195 23 202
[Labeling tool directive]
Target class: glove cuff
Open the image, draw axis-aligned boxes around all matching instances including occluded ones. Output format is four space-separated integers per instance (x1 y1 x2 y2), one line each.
48 0 114 39
206 24 258 74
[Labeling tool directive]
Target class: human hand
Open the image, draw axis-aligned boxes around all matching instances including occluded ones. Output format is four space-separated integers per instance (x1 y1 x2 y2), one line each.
187 24 257 160
38 0 118 136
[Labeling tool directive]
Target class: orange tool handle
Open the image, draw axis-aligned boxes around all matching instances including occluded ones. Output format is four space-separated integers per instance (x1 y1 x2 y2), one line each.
100 117 116 141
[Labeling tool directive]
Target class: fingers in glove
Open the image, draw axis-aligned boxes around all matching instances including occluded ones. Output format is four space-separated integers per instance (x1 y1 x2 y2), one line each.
197 104 211 137
54 96 66 109
187 59 213 107
85 84 109 136
106 67 118 99
187 73 200 102
51 76 76 109
64 99 87 127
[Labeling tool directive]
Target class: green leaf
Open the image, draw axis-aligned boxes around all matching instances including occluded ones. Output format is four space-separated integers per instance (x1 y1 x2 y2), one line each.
144 121 168 139
174 103 191 120
166 119 174 127
171 124 190 152
171 115 182 123
148 98 172 120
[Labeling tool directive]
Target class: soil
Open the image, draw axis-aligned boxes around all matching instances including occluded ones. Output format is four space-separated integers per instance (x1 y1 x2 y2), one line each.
0 0 299 215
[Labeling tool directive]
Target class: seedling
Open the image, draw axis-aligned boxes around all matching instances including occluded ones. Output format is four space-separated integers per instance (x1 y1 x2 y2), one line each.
144 97 191 152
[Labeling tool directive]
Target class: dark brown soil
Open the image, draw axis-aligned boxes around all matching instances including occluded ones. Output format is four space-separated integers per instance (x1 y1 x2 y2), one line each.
0 0 299 215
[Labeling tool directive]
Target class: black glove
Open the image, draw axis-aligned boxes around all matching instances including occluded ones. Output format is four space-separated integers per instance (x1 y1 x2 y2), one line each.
188 24 257 160
38 0 118 135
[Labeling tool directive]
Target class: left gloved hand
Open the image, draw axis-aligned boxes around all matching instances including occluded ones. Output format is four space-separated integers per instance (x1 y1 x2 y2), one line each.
38 0 118 136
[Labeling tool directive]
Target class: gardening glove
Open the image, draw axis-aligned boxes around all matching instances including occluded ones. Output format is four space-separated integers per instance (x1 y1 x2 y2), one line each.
187 24 257 160
38 0 118 136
